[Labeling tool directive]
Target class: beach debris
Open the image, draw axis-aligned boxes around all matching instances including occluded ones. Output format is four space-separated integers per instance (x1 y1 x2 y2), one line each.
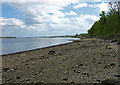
48 51 56 55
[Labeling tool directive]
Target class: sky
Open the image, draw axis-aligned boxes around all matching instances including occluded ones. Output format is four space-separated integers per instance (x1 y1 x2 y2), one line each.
0 0 111 37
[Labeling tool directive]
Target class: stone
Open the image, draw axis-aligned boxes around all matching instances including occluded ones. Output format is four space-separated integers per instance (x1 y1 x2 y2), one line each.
76 71 80 74
63 78 68 81
79 64 84 66
73 69 76 72
102 78 120 85
48 51 56 55
3 67 10 72
110 63 115 66
82 73 90 77
71 81 75 83
108 47 112 49
113 56 115 57
114 75 120 77
16 76 21 79
110 39 117 43
96 80 101 82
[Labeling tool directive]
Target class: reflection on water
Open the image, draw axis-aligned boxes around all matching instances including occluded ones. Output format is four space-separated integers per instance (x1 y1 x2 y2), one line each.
1 37 79 55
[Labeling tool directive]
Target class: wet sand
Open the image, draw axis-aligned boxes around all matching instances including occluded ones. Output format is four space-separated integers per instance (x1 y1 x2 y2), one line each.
2 38 119 83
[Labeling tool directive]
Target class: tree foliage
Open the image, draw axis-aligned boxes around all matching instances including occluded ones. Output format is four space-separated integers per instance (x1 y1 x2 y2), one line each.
87 2 120 38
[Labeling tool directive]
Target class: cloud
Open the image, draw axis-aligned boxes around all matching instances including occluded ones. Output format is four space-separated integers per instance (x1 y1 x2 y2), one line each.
95 2 109 12
49 14 99 33
5 0 78 26
2 0 104 2
73 2 109 13
0 17 24 26
2 1 101 37
71 15 99 30
65 11 77 16
74 3 88 9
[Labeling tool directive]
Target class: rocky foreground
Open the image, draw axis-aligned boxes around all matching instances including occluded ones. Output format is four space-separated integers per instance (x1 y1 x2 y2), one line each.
2 38 120 84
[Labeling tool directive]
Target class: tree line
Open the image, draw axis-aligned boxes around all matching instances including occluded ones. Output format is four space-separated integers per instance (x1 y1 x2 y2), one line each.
87 1 120 39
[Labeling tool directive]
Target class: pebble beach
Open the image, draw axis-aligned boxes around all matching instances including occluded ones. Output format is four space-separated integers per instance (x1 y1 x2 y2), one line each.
2 38 120 83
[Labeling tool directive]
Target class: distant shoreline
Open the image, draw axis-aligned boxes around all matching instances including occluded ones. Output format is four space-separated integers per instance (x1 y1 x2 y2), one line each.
0 37 16 38
0 35 77 39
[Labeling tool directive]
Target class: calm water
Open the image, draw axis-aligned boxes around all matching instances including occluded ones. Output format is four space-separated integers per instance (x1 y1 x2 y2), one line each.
1 37 79 55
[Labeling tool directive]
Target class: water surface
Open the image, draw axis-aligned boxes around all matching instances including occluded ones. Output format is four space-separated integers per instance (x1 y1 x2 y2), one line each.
1 37 79 55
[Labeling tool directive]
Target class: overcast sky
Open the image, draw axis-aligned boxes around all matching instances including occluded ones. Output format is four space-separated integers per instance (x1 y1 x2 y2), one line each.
0 0 110 37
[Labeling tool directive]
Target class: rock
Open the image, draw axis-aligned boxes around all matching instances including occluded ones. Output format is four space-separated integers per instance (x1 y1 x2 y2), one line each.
48 51 56 55
14 67 19 70
6 78 11 82
113 56 115 57
102 78 120 85
108 47 112 49
59 53 64 55
110 63 115 66
63 78 68 81
34 73 38 76
73 69 76 72
26 79 30 81
76 71 80 74
98 62 102 64
110 39 117 43
25 63 29 65
117 42 120 44
82 73 90 77
114 75 120 77
96 80 101 82
34 82 43 84
30 58 35 61
118 65 120 67
104 65 110 69
16 76 21 79
3 67 10 72
70 81 75 83
93 40 95 43
79 64 84 66
93 58 96 60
